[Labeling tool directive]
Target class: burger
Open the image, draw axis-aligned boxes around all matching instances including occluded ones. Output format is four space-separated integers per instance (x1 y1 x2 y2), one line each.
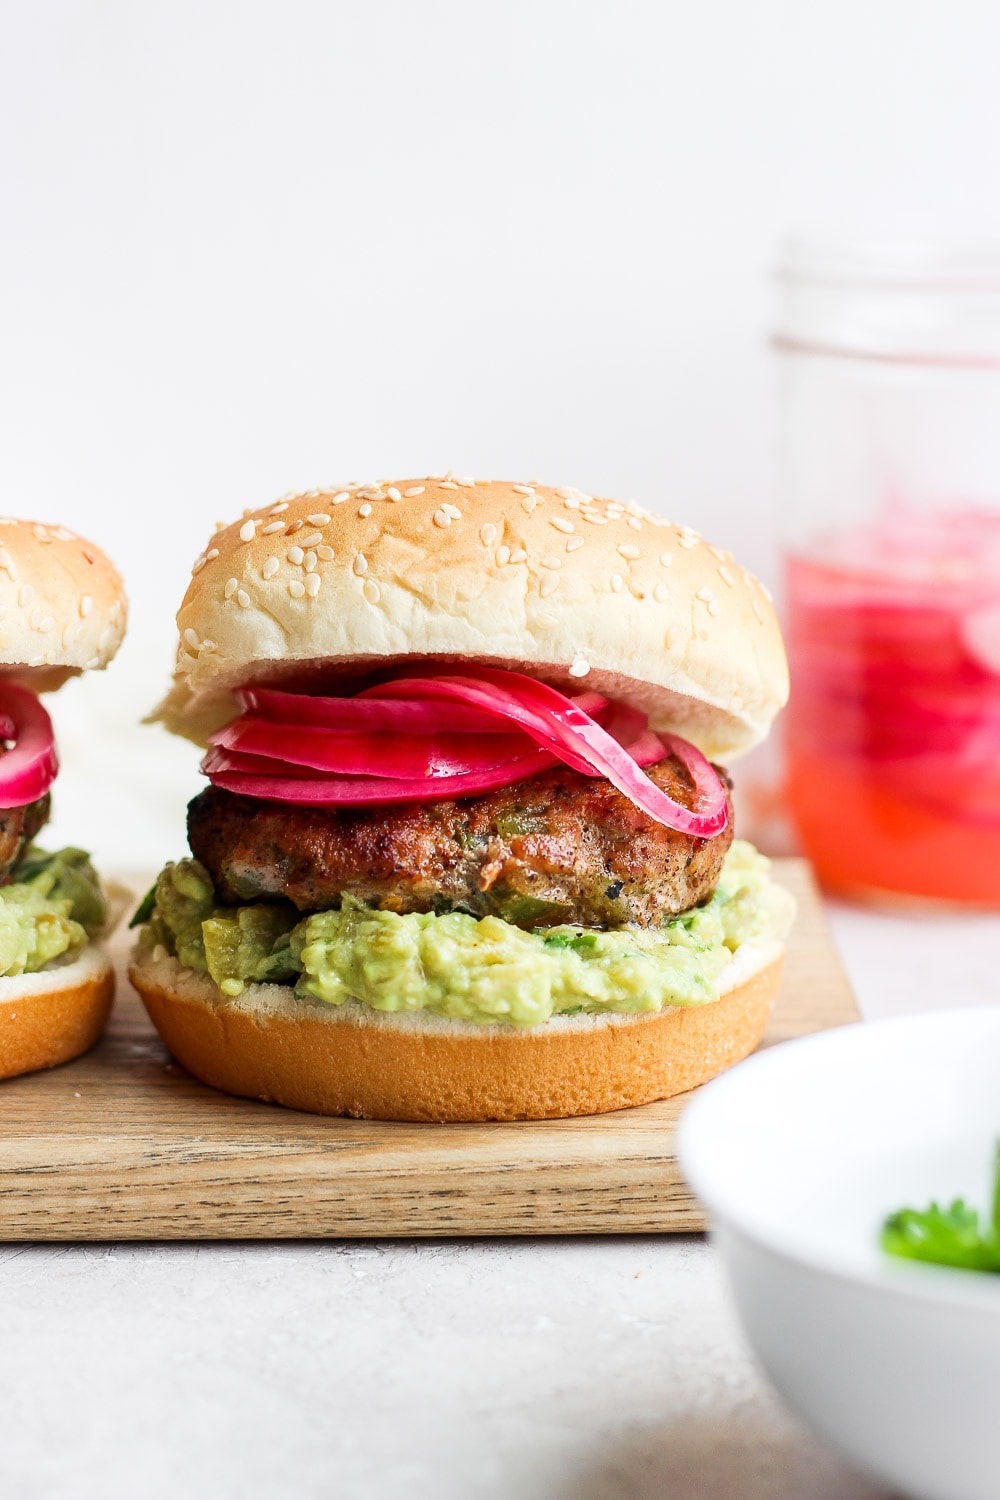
0 519 127 1081
130 477 793 1121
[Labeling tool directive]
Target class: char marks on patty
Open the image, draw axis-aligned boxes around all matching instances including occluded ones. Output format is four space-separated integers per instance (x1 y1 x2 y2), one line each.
187 759 733 929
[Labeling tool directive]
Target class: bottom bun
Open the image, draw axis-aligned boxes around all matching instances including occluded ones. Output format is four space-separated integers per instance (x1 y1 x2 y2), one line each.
129 943 784 1122
0 946 115 1082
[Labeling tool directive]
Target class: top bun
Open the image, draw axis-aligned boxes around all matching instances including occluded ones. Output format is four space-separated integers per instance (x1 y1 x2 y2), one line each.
0 519 127 689
153 477 787 760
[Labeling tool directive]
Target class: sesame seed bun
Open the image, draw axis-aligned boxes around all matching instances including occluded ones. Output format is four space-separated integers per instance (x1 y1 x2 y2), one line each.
0 519 127 689
0 946 114 1082
128 940 783 1122
152 478 787 761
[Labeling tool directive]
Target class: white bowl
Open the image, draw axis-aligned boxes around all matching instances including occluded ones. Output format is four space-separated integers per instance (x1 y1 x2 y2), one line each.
677 1007 1000 1500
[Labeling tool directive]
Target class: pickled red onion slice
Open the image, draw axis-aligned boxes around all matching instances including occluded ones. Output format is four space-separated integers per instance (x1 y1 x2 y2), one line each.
238 684 608 733
367 671 729 835
213 719 553 779
201 721 668 805
0 684 59 807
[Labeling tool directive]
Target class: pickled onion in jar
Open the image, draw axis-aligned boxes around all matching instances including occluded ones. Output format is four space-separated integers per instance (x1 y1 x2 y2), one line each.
785 506 1000 904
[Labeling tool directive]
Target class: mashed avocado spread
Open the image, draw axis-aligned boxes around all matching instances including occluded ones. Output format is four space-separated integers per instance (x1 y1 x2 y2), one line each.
136 841 794 1030
0 847 107 976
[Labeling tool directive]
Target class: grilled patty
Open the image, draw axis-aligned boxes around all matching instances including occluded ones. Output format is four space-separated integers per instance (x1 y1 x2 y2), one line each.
187 758 733 929
0 793 50 883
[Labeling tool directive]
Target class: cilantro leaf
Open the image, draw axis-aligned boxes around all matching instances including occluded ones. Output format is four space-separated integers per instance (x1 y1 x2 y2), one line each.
881 1144 1000 1273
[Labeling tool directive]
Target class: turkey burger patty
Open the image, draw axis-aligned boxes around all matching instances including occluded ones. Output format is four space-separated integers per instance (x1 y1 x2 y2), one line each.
186 755 735 930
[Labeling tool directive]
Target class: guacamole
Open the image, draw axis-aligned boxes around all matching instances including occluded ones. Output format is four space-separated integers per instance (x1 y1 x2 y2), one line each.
0 846 107 976
137 841 794 1030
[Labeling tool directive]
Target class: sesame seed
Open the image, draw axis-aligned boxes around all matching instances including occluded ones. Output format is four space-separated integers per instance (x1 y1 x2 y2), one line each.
363 578 380 604
497 545 511 566
332 492 349 504
239 521 256 542
610 573 624 593
287 546 304 565
286 519 303 534
317 544 334 561
269 502 289 515
441 502 462 520
562 495 581 510
307 513 331 526
654 581 669 603
202 639 217 652
433 509 451 528
707 599 721 617
184 628 200 649
38 615 55 633
358 503 373 518
760 582 774 603
353 554 368 576
79 595 93 618
300 531 323 547
566 536 585 553
263 557 280 579
678 534 699 550
696 587 714 603
53 527 74 541
513 484 534 497
551 516 575 534
404 486 425 497
718 565 735 587
32 524 48 541
539 573 560 597
358 488 383 500
224 577 238 599
386 487 402 502
152 944 167 964
455 476 476 488
18 584 34 606
708 545 726 560
262 521 284 535
305 572 321 598
583 513 608 525
304 552 317 572
617 543 640 560
659 551 673 567
510 548 527 564
521 496 538 514
439 481 459 491
191 555 207 575
206 548 219 561
288 579 305 598
568 654 590 678
752 599 764 623
237 589 251 608
540 556 562 570
480 523 497 546
627 517 643 532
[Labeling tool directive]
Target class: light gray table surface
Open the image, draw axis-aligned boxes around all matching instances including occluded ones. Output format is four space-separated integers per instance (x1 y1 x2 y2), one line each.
3 896 997 1500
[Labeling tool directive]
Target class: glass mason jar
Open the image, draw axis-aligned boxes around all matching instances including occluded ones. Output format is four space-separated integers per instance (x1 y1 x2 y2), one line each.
775 240 1000 906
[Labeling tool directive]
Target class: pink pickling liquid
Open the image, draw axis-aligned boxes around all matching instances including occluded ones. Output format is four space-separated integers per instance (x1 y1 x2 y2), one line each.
784 505 1000 903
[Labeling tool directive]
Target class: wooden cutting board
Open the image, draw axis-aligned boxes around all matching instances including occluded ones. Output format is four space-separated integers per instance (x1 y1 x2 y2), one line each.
0 859 856 1240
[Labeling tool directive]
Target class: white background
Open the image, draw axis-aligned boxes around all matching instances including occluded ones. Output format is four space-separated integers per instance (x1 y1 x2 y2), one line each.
3 0 1000 864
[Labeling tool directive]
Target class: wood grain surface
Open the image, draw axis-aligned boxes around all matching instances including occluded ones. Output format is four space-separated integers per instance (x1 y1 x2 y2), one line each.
0 860 857 1240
